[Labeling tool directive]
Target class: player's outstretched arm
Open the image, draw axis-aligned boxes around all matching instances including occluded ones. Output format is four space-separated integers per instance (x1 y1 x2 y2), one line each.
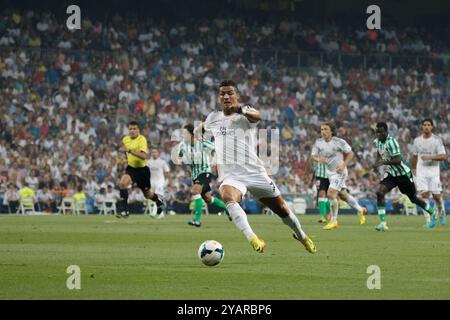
382 155 402 166
420 154 448 161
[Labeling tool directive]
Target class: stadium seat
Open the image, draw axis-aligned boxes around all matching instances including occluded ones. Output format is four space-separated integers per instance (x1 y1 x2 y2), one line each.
99 198 117 215
74 199 88 215
17 198 35 215
58 197 75 215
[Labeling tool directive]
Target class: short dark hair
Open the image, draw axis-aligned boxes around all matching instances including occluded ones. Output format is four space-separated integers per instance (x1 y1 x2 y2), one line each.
128 121 140 128
184 124 194 136
321 121 336 136
376 122 388 131
422 118 434 126
219 80 237 89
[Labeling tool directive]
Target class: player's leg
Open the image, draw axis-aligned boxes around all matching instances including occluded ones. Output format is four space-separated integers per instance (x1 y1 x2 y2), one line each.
375 177 396 231
220 181 264 253
324 188 339 229
203 191 231 221
415 176 432 225
398 176 435 226
317 180 329 223
420 191 432 225
140 167 164 214
339 188 367 225
259 195 316 254
433 193 446 226
188 183 203 226
118 173 132 217
431 176 445 225
323 171 346 230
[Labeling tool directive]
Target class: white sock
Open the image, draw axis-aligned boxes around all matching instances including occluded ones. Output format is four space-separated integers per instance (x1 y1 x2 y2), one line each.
345 194 363 213
226 202 256 241
423 199 431 223
435 197 446 216
330 198 339 223
281 210 306 240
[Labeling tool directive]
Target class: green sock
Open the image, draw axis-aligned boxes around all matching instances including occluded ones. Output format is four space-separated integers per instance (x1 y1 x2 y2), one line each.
318 198 328 219
326 199 331 214
377 207 386 222
194 197 203 222
424 202 434 215
212 197 228 213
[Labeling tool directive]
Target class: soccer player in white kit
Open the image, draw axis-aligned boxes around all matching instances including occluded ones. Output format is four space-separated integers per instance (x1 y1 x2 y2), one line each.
311 122 367 230
147 148 170 217
411 119 448 227
196 80 316 254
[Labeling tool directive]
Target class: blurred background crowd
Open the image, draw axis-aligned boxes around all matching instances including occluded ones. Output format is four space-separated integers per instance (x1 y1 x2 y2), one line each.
0 1 449 214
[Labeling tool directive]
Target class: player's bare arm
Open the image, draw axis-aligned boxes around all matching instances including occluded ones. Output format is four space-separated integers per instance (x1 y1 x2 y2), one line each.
381 155 402 166
127 150 148 160
421 154 448 161
373 152 383 169
336 151 353 174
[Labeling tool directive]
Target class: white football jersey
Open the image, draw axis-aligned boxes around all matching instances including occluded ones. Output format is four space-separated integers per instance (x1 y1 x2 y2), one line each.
147 158 170 184
203 106 266 182
413 134 446 177
311 137 352 173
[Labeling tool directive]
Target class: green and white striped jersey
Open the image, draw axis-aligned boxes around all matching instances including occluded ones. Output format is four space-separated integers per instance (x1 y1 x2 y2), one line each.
314 162 327 179
373 135 411 177
178 140 215 180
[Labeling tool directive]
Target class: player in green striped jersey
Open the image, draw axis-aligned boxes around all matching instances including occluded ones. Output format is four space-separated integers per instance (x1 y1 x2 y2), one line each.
313 162 331 223
307 155 330 223
372 122 435 231
178 124 230 227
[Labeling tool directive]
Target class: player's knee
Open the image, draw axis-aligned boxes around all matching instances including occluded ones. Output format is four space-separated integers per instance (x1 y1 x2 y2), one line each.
203 195 212 203
376 190 385 201
407 193 420 204
421 192 430 199
318 190 326 197
119 176 131 189
327 190 337 199
432 194 441 202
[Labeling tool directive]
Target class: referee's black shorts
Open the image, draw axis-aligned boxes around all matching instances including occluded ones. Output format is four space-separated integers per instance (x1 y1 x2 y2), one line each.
126 165 151 192
193 173 213 196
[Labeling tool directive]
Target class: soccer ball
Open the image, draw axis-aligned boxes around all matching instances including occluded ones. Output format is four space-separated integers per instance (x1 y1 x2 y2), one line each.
198 240 224 266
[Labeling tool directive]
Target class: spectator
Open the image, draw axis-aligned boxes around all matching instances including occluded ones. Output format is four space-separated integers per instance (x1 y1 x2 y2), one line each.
128 186 145 214
3 184 20 213
18 182 36 210
37 185 56 213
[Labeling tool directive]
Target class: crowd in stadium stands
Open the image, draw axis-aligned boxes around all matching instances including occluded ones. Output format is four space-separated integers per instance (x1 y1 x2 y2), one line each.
0 9 449 213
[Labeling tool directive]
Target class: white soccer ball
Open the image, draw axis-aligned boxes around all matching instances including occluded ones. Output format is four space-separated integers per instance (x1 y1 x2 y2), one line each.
198 240 224 266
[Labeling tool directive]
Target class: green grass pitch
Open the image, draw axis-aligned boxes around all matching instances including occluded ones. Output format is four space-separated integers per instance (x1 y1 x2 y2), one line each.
0 214 449 300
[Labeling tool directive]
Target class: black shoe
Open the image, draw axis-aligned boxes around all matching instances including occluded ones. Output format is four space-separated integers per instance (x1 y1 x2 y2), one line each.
188 219 201 227
154 195 164 215
117 211 129 218
225 211 232 221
